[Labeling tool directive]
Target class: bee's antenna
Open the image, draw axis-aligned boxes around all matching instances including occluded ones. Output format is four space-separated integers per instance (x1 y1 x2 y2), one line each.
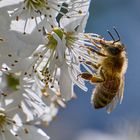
113 26 120 42
107 30 115 41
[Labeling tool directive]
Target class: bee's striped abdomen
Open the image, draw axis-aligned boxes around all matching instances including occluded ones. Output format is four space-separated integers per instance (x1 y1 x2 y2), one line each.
91 77 120 109
92 86 116 109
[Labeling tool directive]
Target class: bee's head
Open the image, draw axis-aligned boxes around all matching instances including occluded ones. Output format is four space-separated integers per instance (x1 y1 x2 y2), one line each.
103 41 125 56
101 27 125 56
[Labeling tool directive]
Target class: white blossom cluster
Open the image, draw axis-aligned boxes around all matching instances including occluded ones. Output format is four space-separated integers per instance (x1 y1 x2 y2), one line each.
0 0 101 139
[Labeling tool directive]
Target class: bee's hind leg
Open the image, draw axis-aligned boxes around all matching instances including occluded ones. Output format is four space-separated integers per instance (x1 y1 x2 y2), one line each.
77 72 104 84
77 73 93 81
90 74 104 83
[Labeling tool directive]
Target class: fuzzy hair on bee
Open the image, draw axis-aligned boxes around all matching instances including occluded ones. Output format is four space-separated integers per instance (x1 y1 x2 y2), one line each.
79 27 128 113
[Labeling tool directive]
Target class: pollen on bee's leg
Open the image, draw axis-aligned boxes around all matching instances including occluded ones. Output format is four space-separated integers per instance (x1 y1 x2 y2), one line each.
91 75 104 83
77 73 93 81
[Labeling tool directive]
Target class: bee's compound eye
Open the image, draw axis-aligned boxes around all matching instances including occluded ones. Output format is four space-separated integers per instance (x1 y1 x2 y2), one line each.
109 47 121 55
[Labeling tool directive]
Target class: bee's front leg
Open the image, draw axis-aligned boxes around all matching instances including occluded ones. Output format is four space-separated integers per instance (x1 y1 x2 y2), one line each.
87 47 107 57
80 60 100 70
84 61 101 70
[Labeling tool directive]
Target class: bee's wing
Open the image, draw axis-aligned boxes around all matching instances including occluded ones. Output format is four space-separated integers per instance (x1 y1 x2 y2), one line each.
106 77 125 113
106 96 119 114
118 77 125 104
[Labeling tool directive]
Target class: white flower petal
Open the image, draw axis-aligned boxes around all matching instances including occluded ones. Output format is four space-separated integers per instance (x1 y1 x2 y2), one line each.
0 128 19 140
0 9 10 31
0 0 22 7
60 13 89 32
59 63 73 101
17 125 50 140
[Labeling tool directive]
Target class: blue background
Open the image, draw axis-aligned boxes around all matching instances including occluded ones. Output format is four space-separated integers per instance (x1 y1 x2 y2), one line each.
47 0 140 139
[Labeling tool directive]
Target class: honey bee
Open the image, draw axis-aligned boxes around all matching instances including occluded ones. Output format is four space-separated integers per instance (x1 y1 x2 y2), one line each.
79 28 128 113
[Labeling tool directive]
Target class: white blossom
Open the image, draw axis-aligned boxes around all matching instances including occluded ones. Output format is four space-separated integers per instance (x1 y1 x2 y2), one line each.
0 0 91 73
0 10 42 74
0 1 91 103
0 1 98 121
0 0 93 139
0 92 50 140
19 14 95 103
0 71 59 125
0 0 90 34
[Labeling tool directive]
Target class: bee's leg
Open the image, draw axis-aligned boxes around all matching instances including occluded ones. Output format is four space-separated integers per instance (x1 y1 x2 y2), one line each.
84 61 101 70
77 73 93 81
99 67 106 81
91 38 105 44
90 74 104 83
87 47 107 57
90 37 114 46
78 73 104 83
90 67 105 83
